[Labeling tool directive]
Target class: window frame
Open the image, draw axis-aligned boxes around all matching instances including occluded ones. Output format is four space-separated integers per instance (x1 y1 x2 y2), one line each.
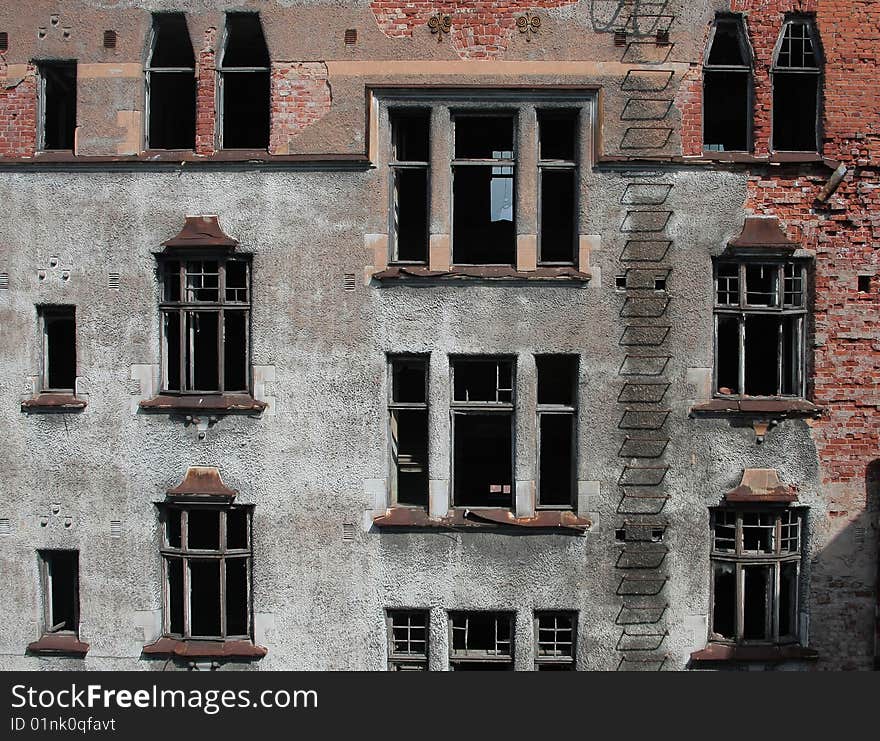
535 354 578 510
534 610 577 670
385 608 429 671
537 109 579 265
38 305 77 394
388 109 431 265
448 610 514 669
702 14 753 153
38 549 80 638
387 354 430 508
770 17 822 153
36 60 77 152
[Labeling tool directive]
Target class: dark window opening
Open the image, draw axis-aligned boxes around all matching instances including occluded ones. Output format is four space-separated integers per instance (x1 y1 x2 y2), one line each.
711 562 736 640
392 111 429 162
167 558 184 634
146 13 196 150
538 110 578 264
453 414 512 507
858 275 872 293
455 116 513 158
707 19 748 65
190 560 221 637
391 168 429 263
187 509 220 550
537 355 577 508
225 558 248 636
41 306 76 392
742 565 771 640
40 551 79 634
779 562 798 638
453 359 513 403
615 275 627 290
538 110 577 161
772 20 821 152
654 276 667 291
535 611 576 670
449 611 513 669
389 357 429 507
39 61 77 150
703 17 751 152
387 609 428 671
220 13 270 149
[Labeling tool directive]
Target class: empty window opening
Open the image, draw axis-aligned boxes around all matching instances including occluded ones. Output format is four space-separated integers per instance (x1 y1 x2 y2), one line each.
160 257 251 394
452 116 515 265
615 275 627 290
449 611 513 670
390 111 430 263
389 357 429 507
162 505 252 639
146 13 196 150
703 16 751 152
858 275 872 293
772 20 821 152
537 355 577 508
654 276 667 291
38 61 77 150
219 13 270 149
39 550 79 634
535 612 576 671
40 306 76 392
387 609 428 671
538 110 578 264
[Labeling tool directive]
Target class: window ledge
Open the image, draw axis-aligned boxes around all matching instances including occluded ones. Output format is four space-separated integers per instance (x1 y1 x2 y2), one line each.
689 643 818 664
698 151 825 165
139 394 267 415
27 634 89 657
142 638 267 659
372 265 591 283
372 507 590 533
21 394 87 413
690 399 823 418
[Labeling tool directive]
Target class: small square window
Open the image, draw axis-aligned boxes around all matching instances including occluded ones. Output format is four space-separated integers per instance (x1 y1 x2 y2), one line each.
535 611 577 670
386 609 429 670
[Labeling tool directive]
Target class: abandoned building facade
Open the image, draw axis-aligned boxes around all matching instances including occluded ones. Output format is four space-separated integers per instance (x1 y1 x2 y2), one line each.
0 0 878 671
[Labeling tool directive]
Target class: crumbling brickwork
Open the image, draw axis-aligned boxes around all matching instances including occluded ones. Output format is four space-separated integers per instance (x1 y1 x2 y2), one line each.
195 29 216 156
269 62 331 156
0 63 36 159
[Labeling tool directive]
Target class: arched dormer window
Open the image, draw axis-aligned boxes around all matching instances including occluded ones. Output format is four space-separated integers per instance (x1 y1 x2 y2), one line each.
772 18 822 152
703 14 752 152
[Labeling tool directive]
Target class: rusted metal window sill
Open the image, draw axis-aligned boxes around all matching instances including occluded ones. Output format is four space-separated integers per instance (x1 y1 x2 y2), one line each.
373 507 590 533
690 399 823 418
697 151 826 165
27 634 90 657
689 643 818 664
373 265 591 283
139 394 267 415
142 638 267 659
21 394 87 413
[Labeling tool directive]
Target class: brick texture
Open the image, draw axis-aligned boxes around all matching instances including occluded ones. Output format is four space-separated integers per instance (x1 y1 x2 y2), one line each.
269 62 332 155
195 28 217 156
0 62 36 159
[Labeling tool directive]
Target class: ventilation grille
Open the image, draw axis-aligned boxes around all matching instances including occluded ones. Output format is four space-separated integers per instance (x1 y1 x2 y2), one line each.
343 273 356 291
0 518 10 535
103 30 117 49
108 272 120 290
0 32 8 52
655 29 670 46
344 29 357 46
614 29 627 47
110 520 122 538
342 522 355 541
0 273 8 289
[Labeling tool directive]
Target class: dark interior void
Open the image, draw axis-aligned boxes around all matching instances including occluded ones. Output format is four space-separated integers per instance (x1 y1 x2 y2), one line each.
773 73 819 151
539 414 574 506
41 62 76 150
187 509 220 550
150 13 195 67
221 71 270 149
225 558 248 636
451 613 511 652
707 20 748 65
221 13 270 67
148 73 195 149
453 166 515 264
540 169 576 262
711 562 735 639
743 565 771 640
392 112 429 162
538 110 578 160
716 315 740 394
166 510 182 548
190 561 221 636
744 315 784 395
703 71 750 151
187 311 219 391
168 558 184 634
392 358 426 403
163 261 181 301
45 313 76 390
453 359 512 403
453 414 513 507
164 312 181 390
537 663 573 671
227 509 248 550
451 662 512 671
47 551 78 631
745 263 777 305
392 409 429 507
536 355 576 405
392 168 429 262
226 260 248 301
742 513 774 553
455 116 513 158
779 562 797 637
224 311 247 391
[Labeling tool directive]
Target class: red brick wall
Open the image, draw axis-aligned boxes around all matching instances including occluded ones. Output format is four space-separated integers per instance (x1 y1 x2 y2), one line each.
369 0 578 59
269 62 332 155
0 63 36 159
675 65 702 157
195 29 217 156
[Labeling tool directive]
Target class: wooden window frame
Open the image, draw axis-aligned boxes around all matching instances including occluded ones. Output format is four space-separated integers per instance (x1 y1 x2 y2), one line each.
38 305 76 394
388 109 431 265
537 109 579 265
534 610 577 670
38 549 80 637
387 355 430 508
448 610 514 669
386 608 429 671
536 354 578 510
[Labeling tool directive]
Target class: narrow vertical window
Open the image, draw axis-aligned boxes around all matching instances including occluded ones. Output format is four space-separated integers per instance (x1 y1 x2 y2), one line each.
388 356 429 507
386 609 429 670
39 550 80 635
38 61 77 151
219 13 270 149
389 111 430 263
538 110 578 263
536 355 578 508
534 611 577 670
772 19 821 152
146 13 196 150
703 15 752 152
39 306 76 392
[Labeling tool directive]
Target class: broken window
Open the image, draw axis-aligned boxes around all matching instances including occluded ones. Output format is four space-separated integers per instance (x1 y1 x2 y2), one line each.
713 260 807 396
538 110 578 262
38 61 76 151
39 306 76 392
451 358 514 507
536 355 578 508
161 504 252 639
449 611 513 670
388 356 429 507
390 111 430 263
219 13 270 149
386 609 429 670
709 508 802 644
159 256 251 394
703 15 752 152
146 13 196 150
772 19 821 152
38 550 80 636
535 611 576 671
452 115 516 265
